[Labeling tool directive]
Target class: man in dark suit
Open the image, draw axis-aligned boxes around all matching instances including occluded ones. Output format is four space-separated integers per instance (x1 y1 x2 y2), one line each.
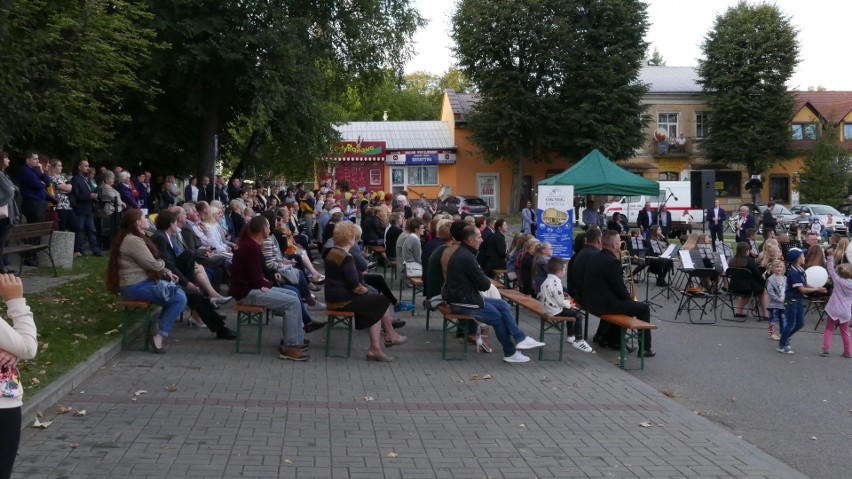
70 159 104 256
657 204 673 239
152 210 236 339
199 176 214 203
477 217 496 268
637 202 654 239
568 227 601 305
734 206 755 243
582 230 654 356
761 201 777 238
384 213 404 260
706 199 727 249
178 204 229 291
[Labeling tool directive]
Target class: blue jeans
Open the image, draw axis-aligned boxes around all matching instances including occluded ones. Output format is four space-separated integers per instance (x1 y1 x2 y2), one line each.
779 300 805 348
76 212 102 254
281 284 312 325
240 287 304 347
451 297 526 357
119 279 187 337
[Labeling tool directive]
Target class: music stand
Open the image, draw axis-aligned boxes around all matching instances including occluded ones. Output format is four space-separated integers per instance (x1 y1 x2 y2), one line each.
649 245 679 302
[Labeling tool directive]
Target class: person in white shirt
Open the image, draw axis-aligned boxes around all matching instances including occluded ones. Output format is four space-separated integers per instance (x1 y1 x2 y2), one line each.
538 257 593 352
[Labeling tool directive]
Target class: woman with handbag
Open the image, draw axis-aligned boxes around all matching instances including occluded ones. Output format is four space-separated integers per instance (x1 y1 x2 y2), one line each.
106 209 187 353
0 274 37 479
398 218 424 281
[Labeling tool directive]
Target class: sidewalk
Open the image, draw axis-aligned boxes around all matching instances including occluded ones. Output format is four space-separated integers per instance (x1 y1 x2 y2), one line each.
12 302 805 478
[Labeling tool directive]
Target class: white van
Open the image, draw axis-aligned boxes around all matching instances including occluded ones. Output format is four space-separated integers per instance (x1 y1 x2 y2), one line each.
603 181 704 226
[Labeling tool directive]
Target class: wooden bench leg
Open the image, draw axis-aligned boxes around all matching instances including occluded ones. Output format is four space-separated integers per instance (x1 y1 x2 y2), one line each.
122 307 152 352
325 313 353 358
442 316 468 360
538 319 565 361
236 309 264 354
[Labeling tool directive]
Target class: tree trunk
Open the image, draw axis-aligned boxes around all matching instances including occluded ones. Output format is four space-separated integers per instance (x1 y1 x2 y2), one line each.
509 146 525 213
197 84 218 180
229 130 265 181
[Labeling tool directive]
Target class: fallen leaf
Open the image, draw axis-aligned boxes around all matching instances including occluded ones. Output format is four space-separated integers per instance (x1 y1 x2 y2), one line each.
104 329 119 336
387 451 398 458
74 410 86 417
482 373 493 380
36 411 43 418
72 333 87 340
29 377 40 385
730 396 736 402
364 396 374 401
471 374 480 380
133 390 147 397
57 404 72 414
282 459 292 464
810 436 818 441
519 423 526 428
661 389 675 398
639 421 653 428
33 418 52 429
41 342 48 350
167 385 177 393
70 443 79 449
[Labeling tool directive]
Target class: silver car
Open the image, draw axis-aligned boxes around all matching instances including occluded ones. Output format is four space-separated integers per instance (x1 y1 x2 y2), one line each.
788 204 848 235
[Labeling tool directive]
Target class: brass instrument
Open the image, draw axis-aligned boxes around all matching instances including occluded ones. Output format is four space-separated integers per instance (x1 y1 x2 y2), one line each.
620 241 638 301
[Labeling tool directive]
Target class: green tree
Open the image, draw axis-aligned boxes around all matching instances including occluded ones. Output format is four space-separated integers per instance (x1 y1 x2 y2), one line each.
114 0 424 179
340 70 442 122
452 0 650 212
647 47 666 66
697 1 800 180
0 0 159 159
796 121 851 205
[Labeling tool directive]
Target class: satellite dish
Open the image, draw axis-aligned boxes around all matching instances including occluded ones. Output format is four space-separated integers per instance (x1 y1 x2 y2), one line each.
654 129 668 142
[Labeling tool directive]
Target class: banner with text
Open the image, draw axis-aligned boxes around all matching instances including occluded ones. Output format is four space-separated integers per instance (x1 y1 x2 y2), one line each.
536 185 574 259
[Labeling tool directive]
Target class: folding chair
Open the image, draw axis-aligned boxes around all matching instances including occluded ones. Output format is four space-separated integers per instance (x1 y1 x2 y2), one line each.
674 268 718 324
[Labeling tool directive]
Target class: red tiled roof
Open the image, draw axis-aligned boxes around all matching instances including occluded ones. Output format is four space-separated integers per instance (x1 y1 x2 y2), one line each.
793 91 852 124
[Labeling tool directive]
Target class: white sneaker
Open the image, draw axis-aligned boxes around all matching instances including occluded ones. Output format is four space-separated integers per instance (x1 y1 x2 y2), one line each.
566 335 576 343
503 352 530 363
308 301 327 310
572 340 594 353
516 336 545 350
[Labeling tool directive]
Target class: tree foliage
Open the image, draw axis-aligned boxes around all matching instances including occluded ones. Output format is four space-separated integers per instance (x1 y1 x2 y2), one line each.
697 1 800 175
112 0 424 179
452 0 650 211
647 47 665 66
796 121 851 205
0 0 159 158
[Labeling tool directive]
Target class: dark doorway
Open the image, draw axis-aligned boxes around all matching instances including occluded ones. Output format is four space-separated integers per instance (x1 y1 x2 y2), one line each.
520 175 534 211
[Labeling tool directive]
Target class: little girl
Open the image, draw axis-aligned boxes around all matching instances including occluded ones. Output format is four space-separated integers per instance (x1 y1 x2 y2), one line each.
823 256 852 358
765 260 786 341
532 241 553 294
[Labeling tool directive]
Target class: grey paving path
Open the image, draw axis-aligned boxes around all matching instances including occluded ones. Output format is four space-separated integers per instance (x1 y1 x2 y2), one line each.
13 297 805 478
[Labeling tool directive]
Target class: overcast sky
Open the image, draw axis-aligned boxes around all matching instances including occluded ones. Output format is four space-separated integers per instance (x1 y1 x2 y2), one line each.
406 0 852 91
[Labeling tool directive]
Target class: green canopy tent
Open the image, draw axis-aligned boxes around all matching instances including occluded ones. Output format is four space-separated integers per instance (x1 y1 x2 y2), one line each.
537 149 659 196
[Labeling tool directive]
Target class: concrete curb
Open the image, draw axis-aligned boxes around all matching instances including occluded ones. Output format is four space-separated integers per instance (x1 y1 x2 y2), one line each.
20 322 144 428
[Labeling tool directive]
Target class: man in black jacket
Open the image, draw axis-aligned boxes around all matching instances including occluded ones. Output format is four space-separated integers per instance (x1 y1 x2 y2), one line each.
583 230 654 356
442 224 544 363
568 227 601 304
152 210 236 340
477 217 496 269
761 201 777 238
70 160 104 257
637 202 654 238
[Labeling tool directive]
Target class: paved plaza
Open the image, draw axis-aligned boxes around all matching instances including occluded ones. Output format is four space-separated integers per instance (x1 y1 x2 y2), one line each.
12 286 808 479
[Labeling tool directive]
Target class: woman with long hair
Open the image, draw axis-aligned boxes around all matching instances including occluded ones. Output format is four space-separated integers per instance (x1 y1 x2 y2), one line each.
728 241 768 318
106 210 187 353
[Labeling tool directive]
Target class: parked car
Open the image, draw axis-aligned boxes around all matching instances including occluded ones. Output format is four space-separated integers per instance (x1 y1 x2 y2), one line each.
436 195 491 218
788 204 848 235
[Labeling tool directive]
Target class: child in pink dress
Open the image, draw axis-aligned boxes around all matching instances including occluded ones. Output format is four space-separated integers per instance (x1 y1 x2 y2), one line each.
823 256 852 357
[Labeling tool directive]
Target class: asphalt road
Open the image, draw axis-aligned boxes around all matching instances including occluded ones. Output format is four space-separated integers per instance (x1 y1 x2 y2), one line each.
598 281 851 479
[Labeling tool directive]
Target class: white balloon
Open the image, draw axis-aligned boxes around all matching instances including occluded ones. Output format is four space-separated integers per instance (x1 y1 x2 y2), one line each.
805 266 828 288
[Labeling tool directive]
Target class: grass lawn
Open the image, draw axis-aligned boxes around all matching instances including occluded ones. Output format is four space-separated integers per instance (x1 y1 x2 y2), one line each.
8 256 123 396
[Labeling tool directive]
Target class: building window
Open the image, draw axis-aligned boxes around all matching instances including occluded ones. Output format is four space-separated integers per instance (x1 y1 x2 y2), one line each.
658 112 679 139
715 171 742 198
407 166 438 186
791 123 817 140
844 123 852 140
659 171 679 181
695 112 709 139
769 175 790 204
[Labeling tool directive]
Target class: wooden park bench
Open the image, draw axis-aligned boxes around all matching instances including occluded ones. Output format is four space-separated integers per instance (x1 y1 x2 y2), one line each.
118 300 154 351
0 222 58 276
599 314 658 370
325 310 355 358
235 304 266 354
437 303 477 360
498 288 575 361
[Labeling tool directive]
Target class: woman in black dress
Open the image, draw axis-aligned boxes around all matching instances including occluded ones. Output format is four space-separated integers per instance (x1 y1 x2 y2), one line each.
324 221 407 361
